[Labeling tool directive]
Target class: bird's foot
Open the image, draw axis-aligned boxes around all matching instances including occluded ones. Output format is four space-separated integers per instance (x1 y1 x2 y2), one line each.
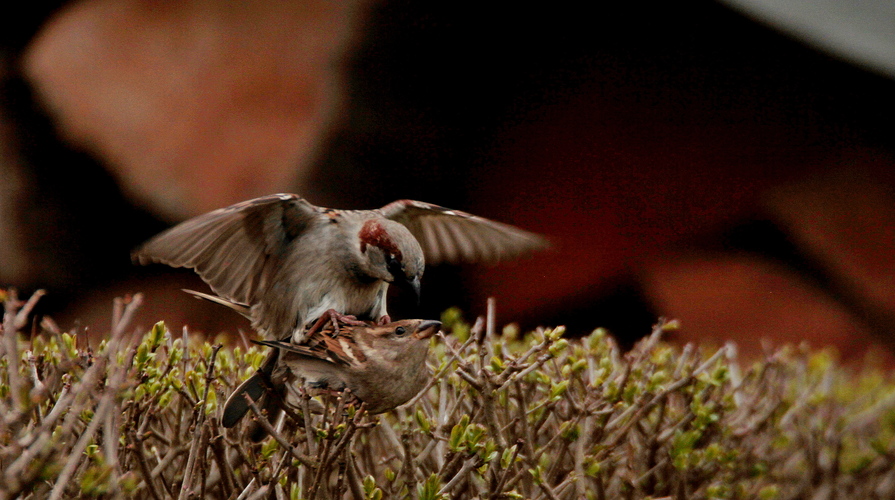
305 309 367 338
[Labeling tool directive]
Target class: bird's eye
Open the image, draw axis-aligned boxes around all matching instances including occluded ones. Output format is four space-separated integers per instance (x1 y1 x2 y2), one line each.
386 254 403 274
394 326 407 336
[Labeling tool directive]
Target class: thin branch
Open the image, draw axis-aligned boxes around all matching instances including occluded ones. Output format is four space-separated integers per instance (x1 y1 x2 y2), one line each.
245 396 317 469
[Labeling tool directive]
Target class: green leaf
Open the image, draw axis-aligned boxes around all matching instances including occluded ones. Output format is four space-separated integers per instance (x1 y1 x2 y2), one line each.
417 473 443 500
363 475 377 495
501 445 518 469
529 465 543 484
550 380 570 399
149 321 167 349
415 409 432 433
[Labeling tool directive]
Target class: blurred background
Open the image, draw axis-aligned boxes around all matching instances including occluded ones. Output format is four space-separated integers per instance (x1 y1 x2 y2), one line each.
2 0 895 363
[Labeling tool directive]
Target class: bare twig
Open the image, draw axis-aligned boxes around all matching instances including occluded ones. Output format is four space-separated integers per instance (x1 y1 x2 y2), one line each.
128 428 166 500
244 396 317 469
178 343 222 500
112 293 144 338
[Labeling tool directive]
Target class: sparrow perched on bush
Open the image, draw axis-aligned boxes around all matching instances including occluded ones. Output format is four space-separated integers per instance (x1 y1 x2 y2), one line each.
134 193 546 342
222 318 441 439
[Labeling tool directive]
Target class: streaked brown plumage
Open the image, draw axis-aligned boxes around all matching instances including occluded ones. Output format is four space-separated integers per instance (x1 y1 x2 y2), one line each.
222 318 441 439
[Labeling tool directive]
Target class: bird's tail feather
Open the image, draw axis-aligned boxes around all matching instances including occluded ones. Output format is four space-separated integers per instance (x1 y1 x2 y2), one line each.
222 349 281 441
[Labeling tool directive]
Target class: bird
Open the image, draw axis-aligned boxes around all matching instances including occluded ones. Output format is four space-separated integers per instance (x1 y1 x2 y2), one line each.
221 318 442 439
133 193 547 343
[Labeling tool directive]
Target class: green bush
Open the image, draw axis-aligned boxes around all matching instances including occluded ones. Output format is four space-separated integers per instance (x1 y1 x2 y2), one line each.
2 289 895 499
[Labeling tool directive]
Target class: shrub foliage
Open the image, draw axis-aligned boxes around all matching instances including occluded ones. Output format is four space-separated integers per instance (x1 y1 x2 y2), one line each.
2 290 895 499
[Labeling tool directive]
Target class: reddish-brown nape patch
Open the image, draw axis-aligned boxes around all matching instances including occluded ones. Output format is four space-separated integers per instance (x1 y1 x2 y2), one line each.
359 219 402 258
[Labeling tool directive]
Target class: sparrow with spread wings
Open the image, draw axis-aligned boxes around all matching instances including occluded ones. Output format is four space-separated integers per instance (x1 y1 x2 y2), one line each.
133 194 547 343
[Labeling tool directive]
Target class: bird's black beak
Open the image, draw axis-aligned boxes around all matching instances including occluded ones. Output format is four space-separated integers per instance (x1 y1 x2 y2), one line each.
415 320 441 339
391 270 421 306
401 275 421 307
387 256 421 306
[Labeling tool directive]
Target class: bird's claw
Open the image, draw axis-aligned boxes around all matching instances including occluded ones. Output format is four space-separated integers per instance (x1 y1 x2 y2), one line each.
306 309 368 338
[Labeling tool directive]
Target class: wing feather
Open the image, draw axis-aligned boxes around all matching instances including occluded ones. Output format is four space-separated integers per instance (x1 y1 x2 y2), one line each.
444 216 476 260
379 200 548 265
420 220 441 262
255 332 355 366
431 217 456 263
133 194 320 304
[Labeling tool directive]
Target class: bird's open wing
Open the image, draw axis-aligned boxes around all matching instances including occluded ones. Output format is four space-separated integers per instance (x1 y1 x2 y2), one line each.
379 200 549 264
133 194 320 305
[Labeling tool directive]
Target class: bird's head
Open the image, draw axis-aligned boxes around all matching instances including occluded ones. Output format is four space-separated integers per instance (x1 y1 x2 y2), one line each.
356 219 424 303
358 319 441 364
